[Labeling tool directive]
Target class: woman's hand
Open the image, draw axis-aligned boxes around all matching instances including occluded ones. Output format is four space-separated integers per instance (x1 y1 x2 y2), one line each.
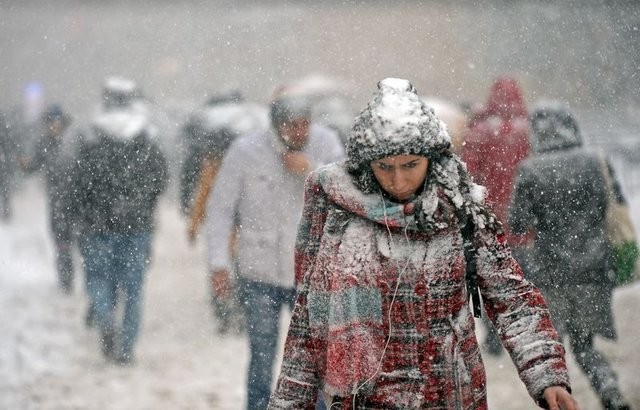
543 386 579 410
282 151 310 177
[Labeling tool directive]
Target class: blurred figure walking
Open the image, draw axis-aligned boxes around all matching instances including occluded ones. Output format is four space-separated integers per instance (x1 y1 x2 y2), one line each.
0 111 18 220
184 96 268 334
72 77 168 365
205 90 343 409
20 105 78 292
179 91 244 217
461 76 532 356
509 102 631 410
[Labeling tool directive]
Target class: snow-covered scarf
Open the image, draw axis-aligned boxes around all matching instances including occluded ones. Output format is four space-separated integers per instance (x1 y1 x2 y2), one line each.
296 158 497 398
322 153 500 238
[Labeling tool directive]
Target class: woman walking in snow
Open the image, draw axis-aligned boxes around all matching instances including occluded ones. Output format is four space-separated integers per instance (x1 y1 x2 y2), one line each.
268 78 578 409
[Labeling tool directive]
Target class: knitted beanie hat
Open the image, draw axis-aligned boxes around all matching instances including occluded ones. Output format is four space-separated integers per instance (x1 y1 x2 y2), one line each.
346 78 451 172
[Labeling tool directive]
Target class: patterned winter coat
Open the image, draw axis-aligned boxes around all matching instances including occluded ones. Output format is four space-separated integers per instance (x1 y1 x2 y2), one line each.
269 162 570 409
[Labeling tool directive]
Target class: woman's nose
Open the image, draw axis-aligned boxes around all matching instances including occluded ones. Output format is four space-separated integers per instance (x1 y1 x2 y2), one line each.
391 171 404 188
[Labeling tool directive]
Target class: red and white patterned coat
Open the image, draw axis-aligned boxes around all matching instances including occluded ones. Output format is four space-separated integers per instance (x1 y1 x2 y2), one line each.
269 162 570 409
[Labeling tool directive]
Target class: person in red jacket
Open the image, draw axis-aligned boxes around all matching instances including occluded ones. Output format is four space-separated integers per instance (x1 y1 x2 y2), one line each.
463 77 530 240
462 76 532 356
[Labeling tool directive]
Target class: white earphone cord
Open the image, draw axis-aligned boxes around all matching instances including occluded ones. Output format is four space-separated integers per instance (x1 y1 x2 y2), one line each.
344 193 411 409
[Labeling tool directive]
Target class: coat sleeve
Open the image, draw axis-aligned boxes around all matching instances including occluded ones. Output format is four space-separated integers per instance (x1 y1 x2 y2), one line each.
23 136 48 173
188 157 221 238
269 171 328 410
206 142 245 272
146 139 169 199
475 229 570 407
68 137 93 228
293 170 330 287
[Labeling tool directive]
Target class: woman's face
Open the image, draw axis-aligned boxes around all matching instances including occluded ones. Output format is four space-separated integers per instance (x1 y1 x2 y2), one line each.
371 154 429 201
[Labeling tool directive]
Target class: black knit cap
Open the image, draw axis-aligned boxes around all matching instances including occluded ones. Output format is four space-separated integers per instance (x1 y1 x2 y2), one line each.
346 78 451 173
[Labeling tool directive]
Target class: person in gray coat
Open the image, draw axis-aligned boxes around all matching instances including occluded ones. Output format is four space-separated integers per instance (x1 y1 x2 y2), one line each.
509 102 630 410
206 93 344 409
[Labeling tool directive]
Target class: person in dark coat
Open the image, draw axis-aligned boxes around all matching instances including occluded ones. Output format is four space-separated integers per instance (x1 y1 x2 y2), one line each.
186 101 269 335
20 104 77 292
71 81 168 365
509 102 631 410
179 90 244 216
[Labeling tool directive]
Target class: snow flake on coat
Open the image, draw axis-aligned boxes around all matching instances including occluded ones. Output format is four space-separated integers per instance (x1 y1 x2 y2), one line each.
269 162 570 409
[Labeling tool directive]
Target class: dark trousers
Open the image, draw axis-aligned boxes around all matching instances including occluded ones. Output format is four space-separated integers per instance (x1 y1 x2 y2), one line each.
568 325 625 407
543 285 626 407
50 207 74 291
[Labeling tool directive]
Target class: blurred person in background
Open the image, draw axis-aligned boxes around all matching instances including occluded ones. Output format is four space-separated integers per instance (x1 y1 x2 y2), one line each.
0 111 18 220
280 74 354 148
179 90 244 217
186 97 269 334
20 104 78 292
509 102 631 410
461 76 532 356
71 77 168 365
1 81 47 214
205 89 343 409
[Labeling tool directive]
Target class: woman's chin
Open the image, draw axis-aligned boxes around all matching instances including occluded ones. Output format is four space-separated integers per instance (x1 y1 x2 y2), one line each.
390 192 412 201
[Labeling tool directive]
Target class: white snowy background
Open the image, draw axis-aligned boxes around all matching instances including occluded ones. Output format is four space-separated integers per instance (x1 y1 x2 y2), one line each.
2 1 640 409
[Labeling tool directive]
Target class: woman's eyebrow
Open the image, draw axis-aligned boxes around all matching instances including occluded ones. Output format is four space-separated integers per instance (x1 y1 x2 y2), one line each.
402 159 419 166
375 161 393 167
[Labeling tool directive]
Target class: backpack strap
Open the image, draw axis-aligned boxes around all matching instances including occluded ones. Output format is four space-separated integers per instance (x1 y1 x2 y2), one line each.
459 213 482 318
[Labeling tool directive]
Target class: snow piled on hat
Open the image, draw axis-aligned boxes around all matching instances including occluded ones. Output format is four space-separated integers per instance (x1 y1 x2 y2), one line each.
342 78 501 232
346 78 451 172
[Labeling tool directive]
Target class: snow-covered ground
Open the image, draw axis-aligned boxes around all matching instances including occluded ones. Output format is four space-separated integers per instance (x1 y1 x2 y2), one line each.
1 176 639 410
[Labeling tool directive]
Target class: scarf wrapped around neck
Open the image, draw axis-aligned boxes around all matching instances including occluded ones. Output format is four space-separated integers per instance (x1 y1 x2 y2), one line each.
300 155 501 398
